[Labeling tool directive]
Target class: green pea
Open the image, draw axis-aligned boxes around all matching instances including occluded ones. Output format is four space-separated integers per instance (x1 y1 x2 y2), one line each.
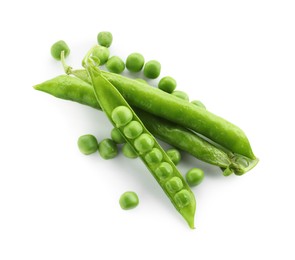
166 148 181 165
158 76 177 93
50 40 70 60
97 31 113 48
119 191 139 210
143 60 161 79
92 45 110 65
155 162 173 181
191 100 206 109
111 106 133 127
134 133 155 153
98 138 118 159
111 128 125 144
77 134 98 155
145 148 163 164
171 90 189 101
123 120 143 139
185 168 204 187
122 143 138 159
106 56 125 74
174 190 192 208
126 53 145 72
165 177 183 193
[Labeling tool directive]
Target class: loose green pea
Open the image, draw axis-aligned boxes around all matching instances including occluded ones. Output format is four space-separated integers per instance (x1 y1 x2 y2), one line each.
134 133 155 153
77 134 98 155
111 106 133 127
119 191 139 210
50 40 70 60
122 143 138 158
166 148 181 165
166 177 183 193
143 60 161 79
145 148 163 164
126 53 145 72
106 56 125 74
171 90 189 101
191 100 206 109
174 190 192 208
158 76 177 93
98 138 118 159
92 45 110 65
185 168 205 187
155 162 173 181
123 121 143 139
111 128 125 144
97 31 113 48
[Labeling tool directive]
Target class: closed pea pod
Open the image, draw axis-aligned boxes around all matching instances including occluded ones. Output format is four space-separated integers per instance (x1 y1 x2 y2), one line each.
84 57 196 228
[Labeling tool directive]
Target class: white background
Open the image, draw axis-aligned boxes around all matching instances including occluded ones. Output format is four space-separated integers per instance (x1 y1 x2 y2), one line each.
1 0 295 259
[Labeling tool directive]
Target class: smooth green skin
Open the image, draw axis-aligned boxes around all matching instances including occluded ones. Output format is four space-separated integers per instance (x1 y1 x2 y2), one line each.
135 78 148 84
85 63 196 228
166 148 181 165
122 143 138 158
112 106 133 127
111 128 126 144
77 134 98 155
134 133 155 154
123 121 143 139
191 100 206 109
97 31 113 48
98 138 118 159
143 60 161 79
126 53 145 72
106 56 125 74
119 191 139 210
186 168 205 187
158 76 177 93
174 190 192 208
145 148 163 164
166 177 184 193
92 45 110 65
155 162 173 181
172 90 189 101
50 40 70 60
34 75 258 175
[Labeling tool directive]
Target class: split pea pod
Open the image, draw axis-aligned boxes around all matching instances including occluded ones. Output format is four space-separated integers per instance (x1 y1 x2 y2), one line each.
84 60 196 228
67 68 256 160
33 75 258 175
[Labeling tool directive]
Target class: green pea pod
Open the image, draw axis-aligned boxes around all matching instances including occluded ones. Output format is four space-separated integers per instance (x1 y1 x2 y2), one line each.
84 59 196 228
67 68 256 160
33 75 258 175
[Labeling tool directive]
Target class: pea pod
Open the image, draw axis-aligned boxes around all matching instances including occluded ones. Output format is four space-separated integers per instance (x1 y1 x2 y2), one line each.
33 75 258 175
84 58 196 228
66 68 256 160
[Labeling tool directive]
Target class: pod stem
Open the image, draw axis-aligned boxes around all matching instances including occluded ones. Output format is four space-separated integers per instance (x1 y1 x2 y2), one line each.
60 51 73 75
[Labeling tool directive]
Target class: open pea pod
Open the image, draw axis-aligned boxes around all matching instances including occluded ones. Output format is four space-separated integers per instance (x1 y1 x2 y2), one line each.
84 58 196 228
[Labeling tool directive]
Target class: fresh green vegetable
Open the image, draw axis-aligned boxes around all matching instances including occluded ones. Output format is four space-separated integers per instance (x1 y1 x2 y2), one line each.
191 100 206 109
145 148 163 164
122 143 138 158
92 45 110 65
166 148 181 165
84 59 196 228
126 53 145 72
158 76 177 93
119 191 139 210
97 31 113 48
111 128 126 144
123 121 143 139
185 168 205 187
106 56 125 74
33 75 258 175
98 138 118 159
172 90 189 101
166 177 184 193
143 60 161 79
77 134 98 155
50 40 70 60
135 78 148 84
